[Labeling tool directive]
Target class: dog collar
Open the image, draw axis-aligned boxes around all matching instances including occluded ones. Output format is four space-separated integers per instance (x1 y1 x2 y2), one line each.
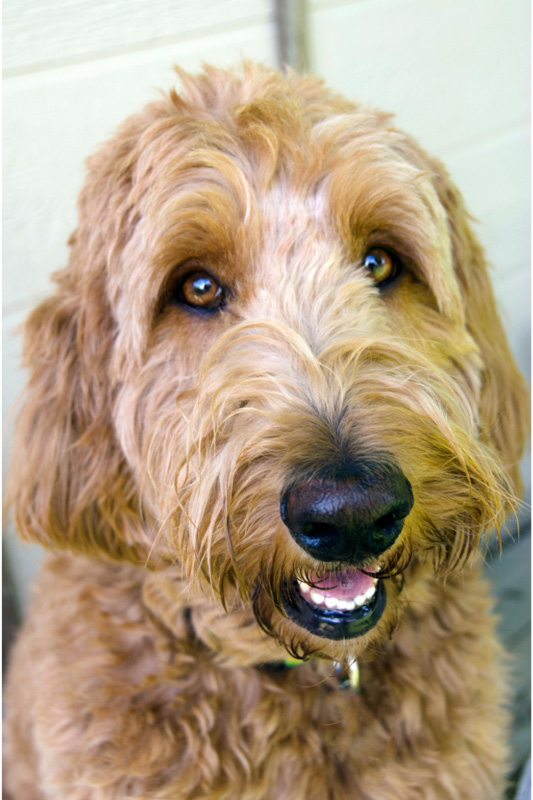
277 657 360 692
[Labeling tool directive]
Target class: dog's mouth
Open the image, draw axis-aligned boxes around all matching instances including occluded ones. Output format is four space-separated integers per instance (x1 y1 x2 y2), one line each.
281 566 386 639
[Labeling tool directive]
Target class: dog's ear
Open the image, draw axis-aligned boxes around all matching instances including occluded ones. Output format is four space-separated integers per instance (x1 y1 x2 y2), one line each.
6 269 151 563
432 161 529 493
6 117 156 564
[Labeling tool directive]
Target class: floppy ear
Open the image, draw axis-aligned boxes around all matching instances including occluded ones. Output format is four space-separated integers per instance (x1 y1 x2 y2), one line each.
6 116 158 564
6 264 151 563
432 161 529 494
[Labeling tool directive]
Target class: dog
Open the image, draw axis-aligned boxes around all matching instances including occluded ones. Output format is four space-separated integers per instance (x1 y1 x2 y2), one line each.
3 62 529 800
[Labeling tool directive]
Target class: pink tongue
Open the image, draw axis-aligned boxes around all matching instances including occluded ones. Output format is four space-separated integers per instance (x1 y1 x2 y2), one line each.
308 567 376 600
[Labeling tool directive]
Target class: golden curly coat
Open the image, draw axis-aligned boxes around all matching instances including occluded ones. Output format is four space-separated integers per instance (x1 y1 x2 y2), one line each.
4 63 529 799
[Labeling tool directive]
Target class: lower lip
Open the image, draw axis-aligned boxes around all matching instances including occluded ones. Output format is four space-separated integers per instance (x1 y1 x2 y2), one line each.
281 579 386 640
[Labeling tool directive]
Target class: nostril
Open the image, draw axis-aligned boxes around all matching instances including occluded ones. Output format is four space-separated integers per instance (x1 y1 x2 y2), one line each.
305 522 337 537
374 500 411 533
374 511 399 532
302 521 339 546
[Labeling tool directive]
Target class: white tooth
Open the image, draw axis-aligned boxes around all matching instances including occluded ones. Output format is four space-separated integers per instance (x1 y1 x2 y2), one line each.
344 600 356 611
298 581 311 594
324 596 339 609
310 590 325 606
365 584 377 600
337 600 350 610
355 593 367 607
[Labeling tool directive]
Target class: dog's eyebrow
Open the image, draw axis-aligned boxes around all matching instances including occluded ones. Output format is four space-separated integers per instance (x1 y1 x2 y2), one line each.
115 175 258 339
322 152 462 324
146 143 256 221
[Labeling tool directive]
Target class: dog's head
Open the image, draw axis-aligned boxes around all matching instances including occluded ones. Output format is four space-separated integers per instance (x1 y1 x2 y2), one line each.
8 63 528 661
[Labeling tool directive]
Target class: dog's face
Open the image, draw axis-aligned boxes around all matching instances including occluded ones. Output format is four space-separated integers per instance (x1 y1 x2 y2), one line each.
9 64 528 662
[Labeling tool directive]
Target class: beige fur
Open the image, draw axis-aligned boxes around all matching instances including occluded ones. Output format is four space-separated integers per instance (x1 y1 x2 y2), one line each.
4 62 529 799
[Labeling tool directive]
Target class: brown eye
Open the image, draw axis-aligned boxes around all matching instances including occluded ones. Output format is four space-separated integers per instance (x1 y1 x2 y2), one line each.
177 270 225 311
363 248 401 287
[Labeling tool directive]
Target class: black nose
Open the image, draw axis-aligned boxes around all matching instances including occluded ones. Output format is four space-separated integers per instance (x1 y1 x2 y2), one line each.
280 463 413 563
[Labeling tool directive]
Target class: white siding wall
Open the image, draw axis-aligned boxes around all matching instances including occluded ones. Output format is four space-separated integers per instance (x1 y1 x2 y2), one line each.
3 0 530 611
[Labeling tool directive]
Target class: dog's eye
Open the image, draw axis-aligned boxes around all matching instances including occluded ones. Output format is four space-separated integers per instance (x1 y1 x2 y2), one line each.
363 248 402 288
176 271 225 311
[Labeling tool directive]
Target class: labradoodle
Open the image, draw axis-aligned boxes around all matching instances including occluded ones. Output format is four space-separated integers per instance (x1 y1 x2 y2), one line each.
4 63 529 800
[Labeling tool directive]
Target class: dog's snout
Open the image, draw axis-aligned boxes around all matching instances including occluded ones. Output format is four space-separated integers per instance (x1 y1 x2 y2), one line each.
281 464 413 563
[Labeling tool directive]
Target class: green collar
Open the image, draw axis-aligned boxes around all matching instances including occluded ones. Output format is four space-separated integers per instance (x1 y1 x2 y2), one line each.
278 657 360 693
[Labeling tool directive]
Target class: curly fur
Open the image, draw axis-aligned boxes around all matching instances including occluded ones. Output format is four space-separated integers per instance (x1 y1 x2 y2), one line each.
3 62 529 799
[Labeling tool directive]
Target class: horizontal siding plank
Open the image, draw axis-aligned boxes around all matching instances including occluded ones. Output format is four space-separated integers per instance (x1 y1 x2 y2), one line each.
309 0 529 154
3 27 276 312
4 0 271 74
